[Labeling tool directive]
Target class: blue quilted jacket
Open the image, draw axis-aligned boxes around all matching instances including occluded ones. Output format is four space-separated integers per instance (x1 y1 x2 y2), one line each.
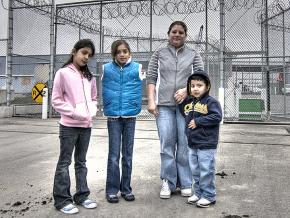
102 60 142 117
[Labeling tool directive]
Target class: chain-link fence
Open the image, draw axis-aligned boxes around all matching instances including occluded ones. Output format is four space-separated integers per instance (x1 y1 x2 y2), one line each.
2 0 290 122
3 0 53 116
54 0 222 119
266 6 290 122
223 0 290 122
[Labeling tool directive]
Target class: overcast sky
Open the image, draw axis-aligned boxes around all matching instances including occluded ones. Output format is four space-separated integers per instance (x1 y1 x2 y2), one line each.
0 0 96 39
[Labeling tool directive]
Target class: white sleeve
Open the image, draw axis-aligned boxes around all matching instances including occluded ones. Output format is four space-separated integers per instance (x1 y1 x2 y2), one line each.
138 64 146 80
101 64 105 80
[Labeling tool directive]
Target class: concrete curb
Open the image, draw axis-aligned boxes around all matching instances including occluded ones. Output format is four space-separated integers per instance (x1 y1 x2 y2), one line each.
0 106 13 118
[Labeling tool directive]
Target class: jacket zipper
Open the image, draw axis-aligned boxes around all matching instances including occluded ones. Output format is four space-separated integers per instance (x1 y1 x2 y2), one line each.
81 74 90 127
120 67 123 115
174 49 179 101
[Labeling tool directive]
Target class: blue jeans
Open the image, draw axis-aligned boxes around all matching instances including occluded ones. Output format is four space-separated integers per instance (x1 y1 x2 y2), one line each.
53 124 91 209
106 117 136 195
188 148 216 202
156 106 192 191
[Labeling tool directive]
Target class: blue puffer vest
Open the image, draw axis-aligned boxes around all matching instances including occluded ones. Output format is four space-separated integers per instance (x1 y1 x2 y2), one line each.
102 60 142 116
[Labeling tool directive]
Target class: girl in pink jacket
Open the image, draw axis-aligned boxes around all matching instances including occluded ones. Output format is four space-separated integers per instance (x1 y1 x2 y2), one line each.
52 39 98 214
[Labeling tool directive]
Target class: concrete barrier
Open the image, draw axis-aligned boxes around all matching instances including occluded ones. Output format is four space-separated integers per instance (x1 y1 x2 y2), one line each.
0 106 13 118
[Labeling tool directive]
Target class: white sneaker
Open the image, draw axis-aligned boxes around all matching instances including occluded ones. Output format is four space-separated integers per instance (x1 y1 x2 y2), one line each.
160 179 171 199
60 203 79 214
181 188 192 197
187 195 200 204
81 199 97 209
196 198 216 208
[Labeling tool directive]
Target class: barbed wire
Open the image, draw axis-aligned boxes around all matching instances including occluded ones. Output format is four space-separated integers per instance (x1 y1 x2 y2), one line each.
12 0 51 7
1 0 8 10
54 0 264 38
9 0 288 19
255 0 290 22
12 0 52 16
254 0 290 32
9 0 290 38
56 0 265 21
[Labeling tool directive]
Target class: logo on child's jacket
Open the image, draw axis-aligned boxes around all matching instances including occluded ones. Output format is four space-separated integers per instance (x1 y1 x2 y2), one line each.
183 103 193 115
194 102 208 114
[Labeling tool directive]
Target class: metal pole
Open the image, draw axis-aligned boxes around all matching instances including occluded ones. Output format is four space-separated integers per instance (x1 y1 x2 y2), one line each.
219 0 225 122
99 2 103 55
49 0 55 118
6 0 13 107
149 0 153 52
264 0 270 119
219 0 225 89
79 25 81 40
137 32 139 52
205 0 209 72
281 8 286 115
42 88 48 119
98 2 103 113
101 26 105 54
260 13 264 83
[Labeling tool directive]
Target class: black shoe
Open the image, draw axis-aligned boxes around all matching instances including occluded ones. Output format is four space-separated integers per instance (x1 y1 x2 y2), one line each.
106 194 119 203
121 193 135 201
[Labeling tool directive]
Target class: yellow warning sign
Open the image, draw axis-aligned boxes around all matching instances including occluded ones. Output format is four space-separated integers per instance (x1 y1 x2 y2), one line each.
31 82 46 103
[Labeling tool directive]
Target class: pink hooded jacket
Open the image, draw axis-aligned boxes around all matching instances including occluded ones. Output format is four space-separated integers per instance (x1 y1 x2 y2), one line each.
52 64 97 128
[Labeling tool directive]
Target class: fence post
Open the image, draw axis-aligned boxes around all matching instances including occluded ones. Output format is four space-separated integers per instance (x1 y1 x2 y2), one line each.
6 0 13 106
264 0 271 119
219 0 225 122
49 0 55 118
42 88 48 119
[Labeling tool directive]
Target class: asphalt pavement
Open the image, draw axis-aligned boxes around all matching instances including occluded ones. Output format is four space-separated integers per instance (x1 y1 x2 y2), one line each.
0 117 290 218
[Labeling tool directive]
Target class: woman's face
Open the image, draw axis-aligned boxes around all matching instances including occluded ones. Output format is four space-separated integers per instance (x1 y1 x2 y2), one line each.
168 24 187 48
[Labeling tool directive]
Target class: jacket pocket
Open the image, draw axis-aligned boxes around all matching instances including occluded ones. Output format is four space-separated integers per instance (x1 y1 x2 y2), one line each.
73 102 88 121
87 101 98 118
201 127 209 137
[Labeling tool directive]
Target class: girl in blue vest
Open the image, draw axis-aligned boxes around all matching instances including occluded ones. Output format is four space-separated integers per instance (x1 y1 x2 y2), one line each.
102 40 143 203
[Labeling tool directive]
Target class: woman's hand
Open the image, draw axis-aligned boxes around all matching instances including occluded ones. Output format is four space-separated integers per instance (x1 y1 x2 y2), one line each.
147 84 158 116
174 88 187 104
147 100 158 116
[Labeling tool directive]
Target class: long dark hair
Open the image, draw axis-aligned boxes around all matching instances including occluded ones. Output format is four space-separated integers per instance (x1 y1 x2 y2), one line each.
62 39 95 81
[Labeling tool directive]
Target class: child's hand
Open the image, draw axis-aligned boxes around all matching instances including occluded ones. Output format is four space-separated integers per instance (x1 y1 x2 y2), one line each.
188 119 196 129
73 113 89 121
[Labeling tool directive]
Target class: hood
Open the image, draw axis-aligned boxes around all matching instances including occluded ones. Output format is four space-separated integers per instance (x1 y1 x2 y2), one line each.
186 69 211 96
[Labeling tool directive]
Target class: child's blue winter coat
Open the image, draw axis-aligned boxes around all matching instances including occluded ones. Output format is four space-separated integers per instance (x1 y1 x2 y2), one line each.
179 94 222 149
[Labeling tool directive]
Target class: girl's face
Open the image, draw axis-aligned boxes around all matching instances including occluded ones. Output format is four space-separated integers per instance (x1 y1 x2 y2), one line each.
168 24 187 48
190 80 208 98
72 47 93 70
115 44 130 66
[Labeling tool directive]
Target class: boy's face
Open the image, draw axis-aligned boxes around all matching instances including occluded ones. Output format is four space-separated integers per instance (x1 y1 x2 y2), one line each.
115 44 130 66
190 80 208 98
